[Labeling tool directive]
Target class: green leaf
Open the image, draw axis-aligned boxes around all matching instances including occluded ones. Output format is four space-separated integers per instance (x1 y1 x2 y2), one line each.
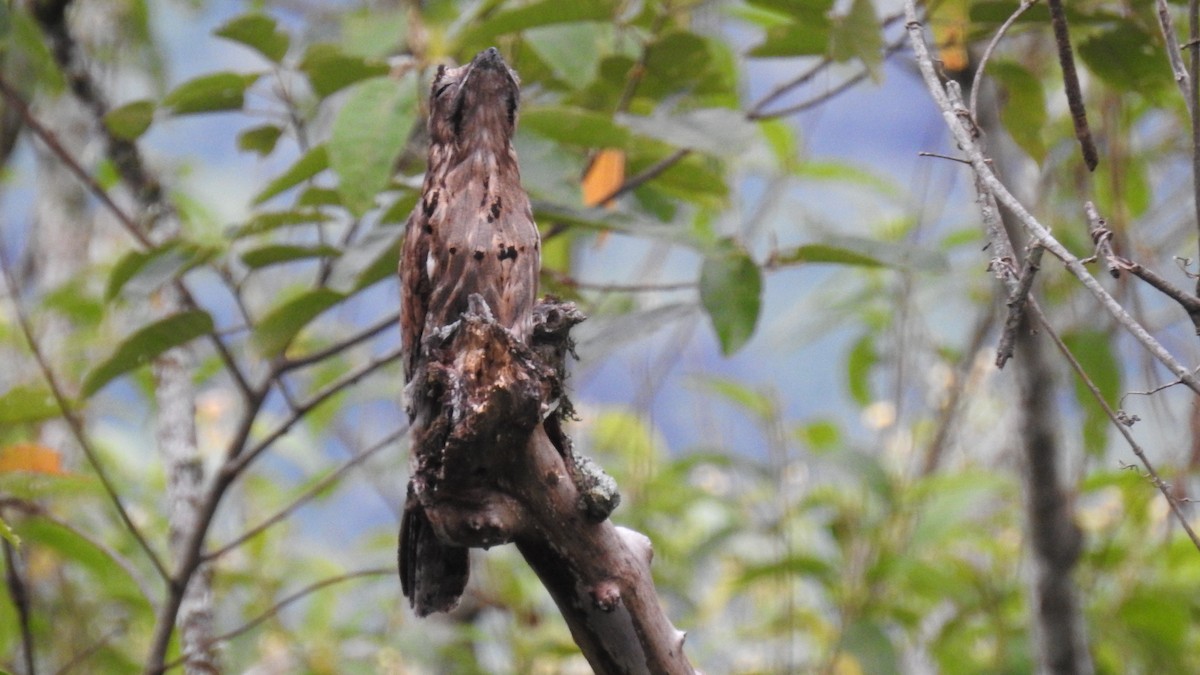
1078 23 1173 98
82 310 215 397
700 243 762 355
105 241 216 301
776 235 948 272
252 145 329 205
231 208 332 238
989 61 1046 162
162 72 260 115
617 108 756 157
795 419 841 451
748 20 830 58
760 119 800 170
841 620 900 675
329 76 416 216
1120 589 1189 659
237 124 284 156
524 22 610 87
0 385 60 425
341 9 408 58
297 186 344 208
15 519 150 609
1062 330 1120 456
847 333 876 406
241 244 341 269
829 0 883 79
103 100 155 141
748 0 835 21
214 13 290 62
299 44 389 99
521 106 632 148
694 376 774 419
252 288 346 357
631 151 729 207
0 515 17 547
910 471 1007 547
457 0 617 49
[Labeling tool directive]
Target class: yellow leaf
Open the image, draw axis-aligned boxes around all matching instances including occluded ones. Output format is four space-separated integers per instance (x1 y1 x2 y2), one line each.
581 148 625 209
931 1 969 74
0 443 65 475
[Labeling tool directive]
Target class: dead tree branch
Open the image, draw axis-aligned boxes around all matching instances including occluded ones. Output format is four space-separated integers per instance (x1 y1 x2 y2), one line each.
904 6 1200 396
404 297 693 674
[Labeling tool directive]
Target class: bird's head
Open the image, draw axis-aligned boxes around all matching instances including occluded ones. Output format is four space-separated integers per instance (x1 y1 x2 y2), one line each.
427 47 521 156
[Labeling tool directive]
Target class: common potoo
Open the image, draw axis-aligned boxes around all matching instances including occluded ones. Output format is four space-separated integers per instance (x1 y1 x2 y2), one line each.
399 47 540 615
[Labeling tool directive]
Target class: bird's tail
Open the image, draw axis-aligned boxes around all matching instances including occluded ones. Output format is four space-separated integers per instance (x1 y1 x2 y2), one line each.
399 486 470 616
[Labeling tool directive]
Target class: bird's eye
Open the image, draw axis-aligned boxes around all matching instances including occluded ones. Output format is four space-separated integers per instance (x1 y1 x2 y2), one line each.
435 82 452 98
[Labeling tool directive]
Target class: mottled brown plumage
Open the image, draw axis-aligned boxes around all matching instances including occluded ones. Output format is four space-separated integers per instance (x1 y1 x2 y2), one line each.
399 48 540 615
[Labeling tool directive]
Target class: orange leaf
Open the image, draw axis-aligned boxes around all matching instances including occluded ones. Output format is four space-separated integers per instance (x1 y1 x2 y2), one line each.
931 1 969 74
582 148 625 209
0 443 65 475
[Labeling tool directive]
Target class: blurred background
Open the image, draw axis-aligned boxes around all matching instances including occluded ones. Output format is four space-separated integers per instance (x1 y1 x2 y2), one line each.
2 0 1199 673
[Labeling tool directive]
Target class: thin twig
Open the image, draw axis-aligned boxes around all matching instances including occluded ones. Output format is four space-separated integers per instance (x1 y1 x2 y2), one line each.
279 312 399 372
1029 301 1200 552
970 0 1039 122
157 568 392 673
53 623 127 675
1083 201 1120 278
996 245 1044 369
1115 256 1200 334
1121 373 1200 403
1 499 156 605
1048 0 1099 170
904 7 1200 395
204 427 404 561
0 74 145 243
598 148 691 206
0 72 253 399
1190 0 1200 296
545 269 695 293
0 255 170 582
1155 0 1192 112
227 347 403 477
748 29 909 121
918 151 971 164
543 149 692 241
3 538 35 675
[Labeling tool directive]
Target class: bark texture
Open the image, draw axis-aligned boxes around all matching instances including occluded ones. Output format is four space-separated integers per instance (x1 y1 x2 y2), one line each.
398 48 693 674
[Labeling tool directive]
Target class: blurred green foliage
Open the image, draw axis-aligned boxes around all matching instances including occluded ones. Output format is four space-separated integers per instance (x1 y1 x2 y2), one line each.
1 0 1199 673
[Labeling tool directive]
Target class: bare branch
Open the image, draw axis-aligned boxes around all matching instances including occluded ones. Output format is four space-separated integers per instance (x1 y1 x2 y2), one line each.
1190 0 1200 296
278 312 400 373
748 26 909 121
3 538 35 675
904 7 1200 395
1047 0 1099 170
996 245 1044 369
1082 201 1120 278
157 568 393 674
1155 0 1192 111
1030 301 1200 552
1115 256 1200 334
970 0 1039 122
205 427 405 561
228 348 403 477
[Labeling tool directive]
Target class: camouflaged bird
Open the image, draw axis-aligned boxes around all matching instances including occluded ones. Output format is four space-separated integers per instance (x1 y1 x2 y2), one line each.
399 47 540 616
